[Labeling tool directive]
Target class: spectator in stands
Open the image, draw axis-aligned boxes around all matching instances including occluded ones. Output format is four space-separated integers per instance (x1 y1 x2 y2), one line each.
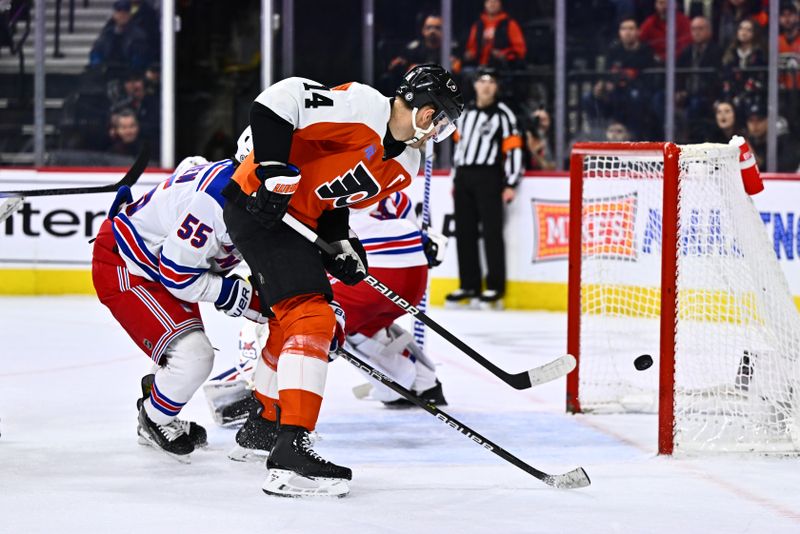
721 17 767 115
130 0 159 45
779 1 800 90
525 107 554 170
379 13 460 95
707 100 744 143
639 0 692 63
463 0 526 69
604 120 631 142
676 16 723 139
112 70 160 143
107 108 144 158
89 0 151 76
582 16 657 138
745 99 799 172
716 0 766 50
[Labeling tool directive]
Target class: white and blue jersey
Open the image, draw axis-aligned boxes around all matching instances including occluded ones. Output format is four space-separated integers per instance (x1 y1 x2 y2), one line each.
111 159 244 306
350 191 428 269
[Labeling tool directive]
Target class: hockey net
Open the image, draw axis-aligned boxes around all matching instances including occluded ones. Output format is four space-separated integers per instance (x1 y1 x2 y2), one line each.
566 142 800 454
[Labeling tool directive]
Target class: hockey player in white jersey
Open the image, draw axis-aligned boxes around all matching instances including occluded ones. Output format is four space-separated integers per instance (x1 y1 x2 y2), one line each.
91 153 269 460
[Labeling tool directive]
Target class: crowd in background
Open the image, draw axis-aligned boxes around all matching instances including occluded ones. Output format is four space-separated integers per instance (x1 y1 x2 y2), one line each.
48 0 800 171
378 0 800 171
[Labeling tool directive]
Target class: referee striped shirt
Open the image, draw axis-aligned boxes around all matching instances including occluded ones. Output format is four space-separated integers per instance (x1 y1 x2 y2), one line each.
452 101 524 187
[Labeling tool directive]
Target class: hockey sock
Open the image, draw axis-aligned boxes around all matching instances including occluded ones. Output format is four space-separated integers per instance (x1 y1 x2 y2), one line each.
144 331 214 425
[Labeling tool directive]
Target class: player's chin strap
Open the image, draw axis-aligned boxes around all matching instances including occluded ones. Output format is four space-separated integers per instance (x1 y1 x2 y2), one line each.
404 107 435 145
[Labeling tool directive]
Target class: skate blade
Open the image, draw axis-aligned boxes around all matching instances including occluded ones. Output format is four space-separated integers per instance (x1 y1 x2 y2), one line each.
262 469 350 498
137 434 192 464
227 444 268 462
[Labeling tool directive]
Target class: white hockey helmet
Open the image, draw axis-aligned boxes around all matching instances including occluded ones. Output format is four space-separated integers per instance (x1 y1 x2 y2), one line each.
174 155 208 178
235 126 253 163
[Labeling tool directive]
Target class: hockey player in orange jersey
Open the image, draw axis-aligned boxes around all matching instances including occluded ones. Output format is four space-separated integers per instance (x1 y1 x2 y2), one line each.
221 64 463 497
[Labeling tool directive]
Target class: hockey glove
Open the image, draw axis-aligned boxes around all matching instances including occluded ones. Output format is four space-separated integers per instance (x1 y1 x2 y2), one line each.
422 230 448 268
328 300 347 360
323 237 368 286
247 163 301 229
215 276 268 324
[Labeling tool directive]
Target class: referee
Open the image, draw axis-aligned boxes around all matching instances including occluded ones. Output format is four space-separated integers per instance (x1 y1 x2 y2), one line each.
446 67 523 308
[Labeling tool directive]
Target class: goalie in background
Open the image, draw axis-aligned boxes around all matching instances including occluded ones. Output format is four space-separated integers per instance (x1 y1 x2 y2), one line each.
226 191 449 461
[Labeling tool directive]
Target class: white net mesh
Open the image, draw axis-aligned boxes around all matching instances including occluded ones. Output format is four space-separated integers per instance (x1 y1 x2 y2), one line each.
577 143 800 452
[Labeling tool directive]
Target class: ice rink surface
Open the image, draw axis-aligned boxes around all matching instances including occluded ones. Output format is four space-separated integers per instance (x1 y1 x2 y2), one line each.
1 296 799 533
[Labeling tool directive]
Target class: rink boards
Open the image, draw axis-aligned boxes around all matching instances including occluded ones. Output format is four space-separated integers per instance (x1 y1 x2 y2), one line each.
2 168 800 311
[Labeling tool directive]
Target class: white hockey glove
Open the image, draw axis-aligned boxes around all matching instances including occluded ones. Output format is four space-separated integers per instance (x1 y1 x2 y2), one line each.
323 238 368 286
423 230 448 268
328 300 347 360
215 276 268 323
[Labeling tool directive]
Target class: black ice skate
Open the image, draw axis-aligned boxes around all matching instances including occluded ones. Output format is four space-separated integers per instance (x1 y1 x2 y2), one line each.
478 290 504 310
228 403 278 462
444 288 479 309
137 374 208 449
137 407 195 463
263 425 351 498
383 380 448 408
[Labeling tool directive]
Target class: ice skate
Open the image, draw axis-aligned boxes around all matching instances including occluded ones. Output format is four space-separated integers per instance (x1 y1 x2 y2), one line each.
478 290 504 310
136 407 195 463
137 374 208 448
262 425 351 498
228 404 278 462
444 288 479 309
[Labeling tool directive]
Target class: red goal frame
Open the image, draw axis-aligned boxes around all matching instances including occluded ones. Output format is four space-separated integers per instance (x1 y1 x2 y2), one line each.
565 142 681 455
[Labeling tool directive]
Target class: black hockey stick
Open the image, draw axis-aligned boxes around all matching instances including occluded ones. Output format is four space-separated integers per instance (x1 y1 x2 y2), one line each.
283 213 576 390
0 144 150 199
336 346 591 489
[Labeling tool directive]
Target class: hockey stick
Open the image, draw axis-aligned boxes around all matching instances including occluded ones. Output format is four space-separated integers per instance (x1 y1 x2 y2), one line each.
351 351 577 400
413 139 434 349
283 212 576 390
336 346 590 489
0 144 149 199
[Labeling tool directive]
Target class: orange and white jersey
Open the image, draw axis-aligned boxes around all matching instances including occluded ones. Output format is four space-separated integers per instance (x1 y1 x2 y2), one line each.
231 78 421 228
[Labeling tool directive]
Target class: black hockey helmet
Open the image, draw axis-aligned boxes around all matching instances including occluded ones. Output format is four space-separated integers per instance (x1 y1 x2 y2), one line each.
396 63 464 143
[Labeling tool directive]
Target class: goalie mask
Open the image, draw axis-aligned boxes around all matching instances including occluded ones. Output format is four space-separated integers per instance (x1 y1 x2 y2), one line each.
396 63 464 145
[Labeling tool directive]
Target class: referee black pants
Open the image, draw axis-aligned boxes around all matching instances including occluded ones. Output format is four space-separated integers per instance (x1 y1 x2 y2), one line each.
453 166 506 294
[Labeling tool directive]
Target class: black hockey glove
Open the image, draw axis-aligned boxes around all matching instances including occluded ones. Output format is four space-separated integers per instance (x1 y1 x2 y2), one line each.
422 230 448 268
323 237 368 286
246 163 301 229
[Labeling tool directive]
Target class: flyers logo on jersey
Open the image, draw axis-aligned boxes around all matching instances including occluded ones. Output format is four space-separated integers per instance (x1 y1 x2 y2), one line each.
315 162 381 208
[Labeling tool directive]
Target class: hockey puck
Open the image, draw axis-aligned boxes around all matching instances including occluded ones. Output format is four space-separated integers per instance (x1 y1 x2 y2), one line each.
634 354 653 371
